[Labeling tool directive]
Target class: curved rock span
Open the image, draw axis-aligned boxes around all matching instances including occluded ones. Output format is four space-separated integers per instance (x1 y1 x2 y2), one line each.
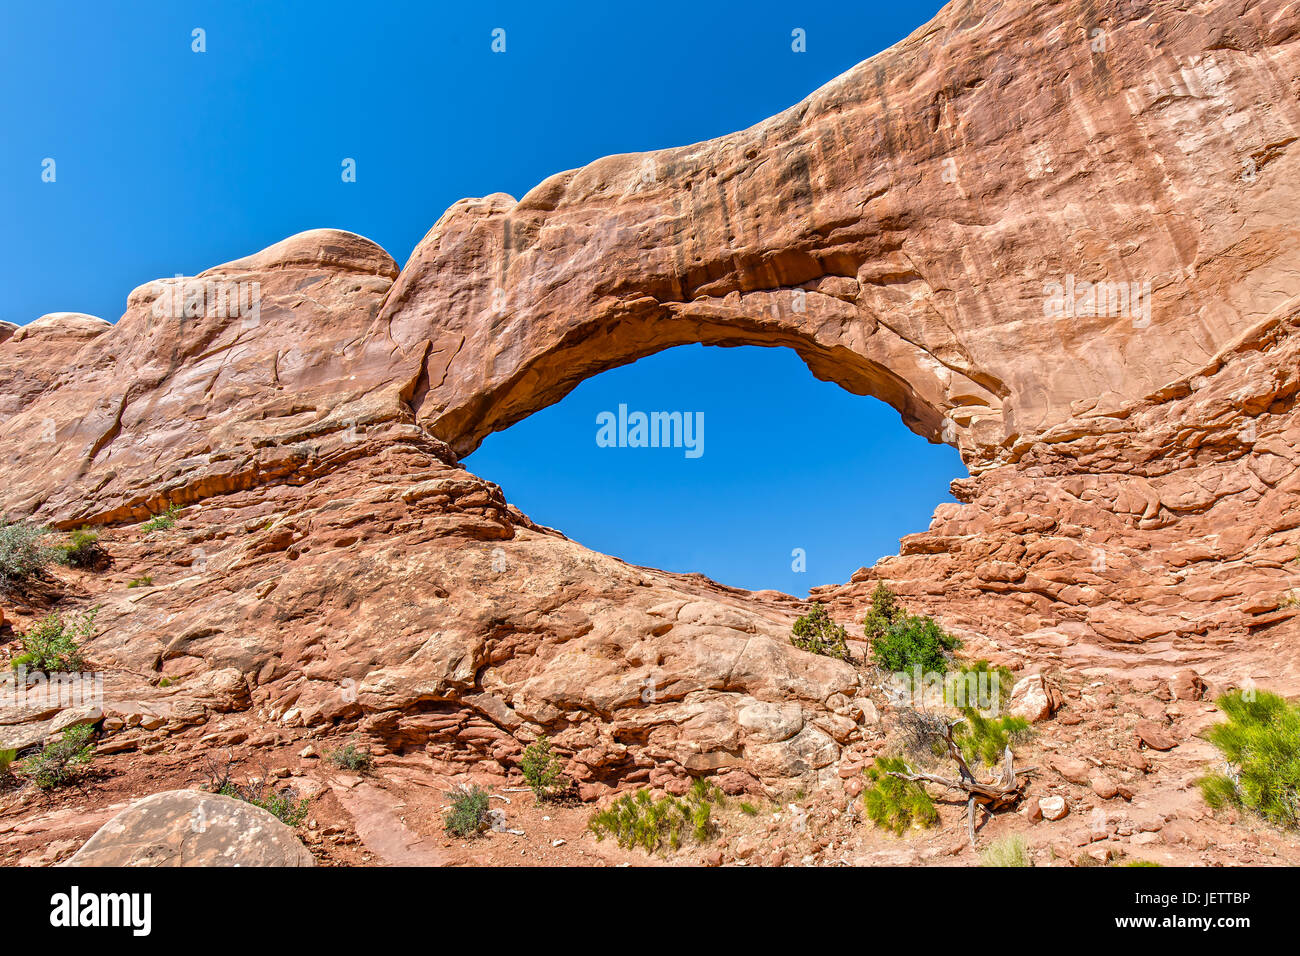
2 0 1299 795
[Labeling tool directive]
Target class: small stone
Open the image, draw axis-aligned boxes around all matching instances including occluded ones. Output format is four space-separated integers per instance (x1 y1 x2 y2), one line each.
1090 775 1119 799
1134 720 1177 751
1039 795 1068 821
1170 669 1207 701
1009 674 1063 723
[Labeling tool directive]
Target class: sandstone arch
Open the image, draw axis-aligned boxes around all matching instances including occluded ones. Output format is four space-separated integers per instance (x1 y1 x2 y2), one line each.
377 0 1300 475
1 0 1298 800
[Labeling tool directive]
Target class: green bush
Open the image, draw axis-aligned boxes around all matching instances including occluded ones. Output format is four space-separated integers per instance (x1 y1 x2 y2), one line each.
243 788 310 827
444 784 491 838
22 724 95 790
862 582 907 644
55 528 105 569
0 748 16 784
862 756 938 834
980 834 1031 867
1198 690 1300 829
588 781 723 853
948 660 1015 711
127 575 153 588
141 504 181 534
215 779 308 827
950 708 1032 767
872 614 962 674
519 735 567 801
325 740 373 773
790 603 850 661
0 522 55 589
12 608 97 674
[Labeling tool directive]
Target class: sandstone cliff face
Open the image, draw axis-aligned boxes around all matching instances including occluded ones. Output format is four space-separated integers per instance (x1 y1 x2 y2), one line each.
2 0 1299 795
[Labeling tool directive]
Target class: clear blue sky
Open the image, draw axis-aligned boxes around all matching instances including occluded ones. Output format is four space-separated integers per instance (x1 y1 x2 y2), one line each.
1 0 961 595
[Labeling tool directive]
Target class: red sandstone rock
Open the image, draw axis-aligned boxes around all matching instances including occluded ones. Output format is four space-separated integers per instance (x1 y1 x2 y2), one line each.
1 0 1299 804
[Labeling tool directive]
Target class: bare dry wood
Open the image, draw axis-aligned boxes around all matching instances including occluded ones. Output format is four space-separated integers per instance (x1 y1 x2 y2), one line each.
886 717 1036 846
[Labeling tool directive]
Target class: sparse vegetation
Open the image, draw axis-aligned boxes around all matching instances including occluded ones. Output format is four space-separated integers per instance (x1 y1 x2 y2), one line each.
739 801 759 816
862 583 962 673
325 739 373 773
862 582 907 644
0 522 55 589
11 608 97 674
54 527 105 569
21 724 95 790
872 614 963 674
950 708 1032 767
519 734 567 801
127 575 153 588
141 504 181 534
949 660 1015 711
444 784 491 838
1198 690 1300 829
790 602 851 661
199 753 310 826
861 756 939 835
980 834 1031 867
0 748 17 789
587 780 725 853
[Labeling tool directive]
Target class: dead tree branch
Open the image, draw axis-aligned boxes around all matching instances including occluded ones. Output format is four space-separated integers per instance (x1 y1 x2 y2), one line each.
887 716 1035 846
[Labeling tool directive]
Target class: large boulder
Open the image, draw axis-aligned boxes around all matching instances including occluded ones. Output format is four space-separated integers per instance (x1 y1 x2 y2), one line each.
65 790 314 867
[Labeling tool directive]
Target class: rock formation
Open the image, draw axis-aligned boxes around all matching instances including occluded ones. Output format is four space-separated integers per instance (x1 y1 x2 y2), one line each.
1 0 1298 806
65 790 315 866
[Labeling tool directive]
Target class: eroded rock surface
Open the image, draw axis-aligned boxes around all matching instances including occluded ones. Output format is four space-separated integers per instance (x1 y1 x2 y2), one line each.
1 0 1299 801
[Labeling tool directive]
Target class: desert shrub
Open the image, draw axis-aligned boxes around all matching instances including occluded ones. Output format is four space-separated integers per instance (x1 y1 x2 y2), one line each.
55 528 105 569
790 603 850 661
980 834 1031 867
325 740 373 773
244 787 310 827
872 614 963 674
862 582 907 644
127 575 153 588
12 608 97 674
861 756 938 834
950 708 1032 767
0 748 16 787
141 504 181 534
739 801 759 816
444 784 491 838
0 522 55 589
1198 690 1300 829
22 724 95 790
588 782 723 853
948 660 1015 711
200 753 310 826
519 734 567 801
862 583 961 673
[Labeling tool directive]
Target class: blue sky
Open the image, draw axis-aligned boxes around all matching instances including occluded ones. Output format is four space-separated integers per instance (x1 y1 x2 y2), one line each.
1 0 961 594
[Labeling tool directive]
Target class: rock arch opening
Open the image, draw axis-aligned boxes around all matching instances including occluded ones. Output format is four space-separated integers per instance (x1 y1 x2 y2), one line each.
462 342 967 595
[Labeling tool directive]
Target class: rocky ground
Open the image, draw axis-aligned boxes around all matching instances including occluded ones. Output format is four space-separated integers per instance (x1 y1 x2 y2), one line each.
2 0 1300 866
2 556 1296 867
